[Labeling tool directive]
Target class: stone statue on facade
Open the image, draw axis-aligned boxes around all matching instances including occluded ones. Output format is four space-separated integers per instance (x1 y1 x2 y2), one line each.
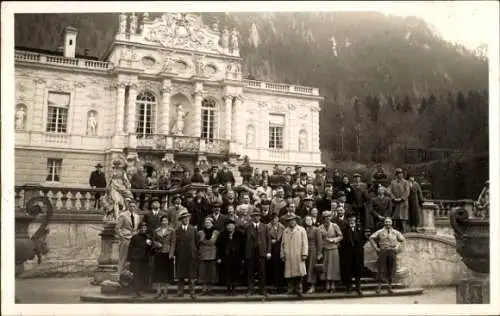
221 27 229 50
230 28 239 51
15 106 26 131
172 104 188 136
211 18 219 32
129 13 137 35
298 131 307 152
87 111 98 136
119 13 127 34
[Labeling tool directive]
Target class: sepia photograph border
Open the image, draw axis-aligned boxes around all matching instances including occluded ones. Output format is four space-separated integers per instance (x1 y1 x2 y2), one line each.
1 1 499 315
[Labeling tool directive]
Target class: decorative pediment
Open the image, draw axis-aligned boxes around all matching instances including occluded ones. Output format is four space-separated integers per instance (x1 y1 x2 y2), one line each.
142 13 223 55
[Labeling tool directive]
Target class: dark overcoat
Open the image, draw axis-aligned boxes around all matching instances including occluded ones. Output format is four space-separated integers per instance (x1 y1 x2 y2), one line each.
174 225 198 279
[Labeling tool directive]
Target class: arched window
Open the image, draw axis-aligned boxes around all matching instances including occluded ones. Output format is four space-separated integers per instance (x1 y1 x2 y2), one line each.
201 97 217 141
136 91 156 137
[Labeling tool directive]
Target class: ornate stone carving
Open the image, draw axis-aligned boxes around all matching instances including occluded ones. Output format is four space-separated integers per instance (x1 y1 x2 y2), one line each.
16 80 28 93
298 112 308 120
246 125 255 148
193 54 206 77
15 104 27 131
258 101 267 108
161 51 174 73
172 103 188 136
230 28 239 55
143 13 222 54
119 13 127 34
87 88 101 100
87 110 98 136
74 81 86 88
288 103 297 111
141 56 156 67
298 130 307 152
160 85 173 94
33 77 46 85
49 81 71 92
129 13 137 34
221 26 229 51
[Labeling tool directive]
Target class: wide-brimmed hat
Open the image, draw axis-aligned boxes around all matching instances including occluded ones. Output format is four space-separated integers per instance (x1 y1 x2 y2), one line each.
303 196 314 202
95 163 103 168
336 191 346 198
294 165 301 170
178 210 191 219
353 173 361 178
250 208 262 216
394 168 404 174
172 194 182 202
211 200 223 208
225 218 236 225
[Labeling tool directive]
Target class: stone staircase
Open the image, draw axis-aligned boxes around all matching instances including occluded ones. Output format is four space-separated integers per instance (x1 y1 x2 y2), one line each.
80 276 424 303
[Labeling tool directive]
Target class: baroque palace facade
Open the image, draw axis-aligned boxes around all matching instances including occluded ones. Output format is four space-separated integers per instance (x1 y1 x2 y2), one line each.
14 13 324 187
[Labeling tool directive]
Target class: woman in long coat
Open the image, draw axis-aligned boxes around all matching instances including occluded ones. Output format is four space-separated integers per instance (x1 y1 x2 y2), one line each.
318 211 343 293
127 221 154 298
281 214 308 297
216 218 245 296
303 215 323 293
152 216 175 300
408 176 424 232
267 213 285 291
197 217 219 295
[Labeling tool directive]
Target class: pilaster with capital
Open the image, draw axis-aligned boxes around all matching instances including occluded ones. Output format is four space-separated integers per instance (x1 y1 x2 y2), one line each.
127 82 138 147
311 107 320 152
233 95 244 145
223 95 232 140
115 82 127 134
258 101 269 150
193 83 203 138
160 80 172 134
288 104 297 151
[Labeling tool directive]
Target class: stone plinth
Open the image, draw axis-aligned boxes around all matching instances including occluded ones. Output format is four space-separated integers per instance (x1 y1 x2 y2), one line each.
456 271 490 304
420 201 437 234
92 222 119 285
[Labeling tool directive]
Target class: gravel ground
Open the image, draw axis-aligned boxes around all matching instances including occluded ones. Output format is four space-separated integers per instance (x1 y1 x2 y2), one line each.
14 277 456 304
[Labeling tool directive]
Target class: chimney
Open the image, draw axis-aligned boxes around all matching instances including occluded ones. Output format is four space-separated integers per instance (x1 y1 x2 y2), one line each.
63 26 79 58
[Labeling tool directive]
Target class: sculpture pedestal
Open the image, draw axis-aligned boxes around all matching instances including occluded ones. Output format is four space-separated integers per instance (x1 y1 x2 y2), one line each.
419 201 437 234
456 271 490 304
92 223 119 285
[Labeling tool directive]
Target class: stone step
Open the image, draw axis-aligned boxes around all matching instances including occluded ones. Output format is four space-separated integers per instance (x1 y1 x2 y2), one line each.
137 283 406 294
81 287 424 303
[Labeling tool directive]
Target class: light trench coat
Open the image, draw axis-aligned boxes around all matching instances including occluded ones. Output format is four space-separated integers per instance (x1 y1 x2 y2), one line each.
281 225 308 278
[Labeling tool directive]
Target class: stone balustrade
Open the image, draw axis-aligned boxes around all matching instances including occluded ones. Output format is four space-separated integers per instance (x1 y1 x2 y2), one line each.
16 131 112 151
243 79 320 96
15 50 113 72
429 199 475 219
133 134 230 155
15 184 210 214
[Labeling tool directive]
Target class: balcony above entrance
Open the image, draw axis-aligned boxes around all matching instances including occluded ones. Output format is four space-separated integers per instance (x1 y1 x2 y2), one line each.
130 133 230 155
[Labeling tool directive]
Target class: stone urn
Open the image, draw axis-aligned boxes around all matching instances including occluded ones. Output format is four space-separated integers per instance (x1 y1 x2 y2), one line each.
449 206 490 303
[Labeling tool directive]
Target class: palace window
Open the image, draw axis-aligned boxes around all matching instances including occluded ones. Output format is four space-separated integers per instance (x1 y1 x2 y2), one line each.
46 92 70 133
269 114 285 149
46 158 62 182
201 97 217 141
136 91 156 137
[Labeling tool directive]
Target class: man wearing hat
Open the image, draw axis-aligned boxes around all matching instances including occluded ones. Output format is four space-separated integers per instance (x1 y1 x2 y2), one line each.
244 207 272 297
292 165 302 184
280 202 303 226
89 163 107 209
216 162 235 187
174 209 198 299
336 191 352 215
314 168 327 195
297 195 315 219
339 213 366 296
351 173 370 231
270 187 286 216
209 201 228 232
127 221 154 298
167 194 188 229
388 168 410 233
222 189 238 215
190 167 204 184
368 185 393 232
281 213 308 297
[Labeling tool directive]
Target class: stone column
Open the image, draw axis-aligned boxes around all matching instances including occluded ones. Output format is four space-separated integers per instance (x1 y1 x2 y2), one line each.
233 95 243 145
420 201 437 234
193 82 203 138
92 223 119 285
288 104 297 151
127 82 138 148
160 79 172 134
112 82 126 148
223 95 232 140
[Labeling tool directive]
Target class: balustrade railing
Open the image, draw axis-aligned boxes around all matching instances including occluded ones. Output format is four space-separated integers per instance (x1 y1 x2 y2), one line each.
15 184 209 214
134 134 229 154
243 79 319 96
428 199 475 219
15 50 113 72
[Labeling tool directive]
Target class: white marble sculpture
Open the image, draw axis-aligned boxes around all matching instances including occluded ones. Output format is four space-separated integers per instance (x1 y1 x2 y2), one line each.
119 13 127 34
299 130 307 152
246 125 255 147
15 106 26 131
172 104 188 136
221 27 229 51
231 28 239 51
87 111 98 136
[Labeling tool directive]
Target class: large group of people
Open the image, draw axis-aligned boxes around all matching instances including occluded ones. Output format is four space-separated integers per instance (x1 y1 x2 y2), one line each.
108 163 415 300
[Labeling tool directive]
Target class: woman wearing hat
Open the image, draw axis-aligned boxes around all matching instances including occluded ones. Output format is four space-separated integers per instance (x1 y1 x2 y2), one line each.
303 215 323 293
174 210 197 299
197 217 220 296
281 213 308 297
216 218 245 296
152 215 175 300
266 213 285 292
318 211 343 293
127 221 154 299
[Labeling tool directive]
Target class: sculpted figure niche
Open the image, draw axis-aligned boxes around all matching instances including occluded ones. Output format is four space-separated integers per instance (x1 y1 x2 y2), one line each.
172 104 189 136
298 130 307 152
15 105 27 131
87 110 98 136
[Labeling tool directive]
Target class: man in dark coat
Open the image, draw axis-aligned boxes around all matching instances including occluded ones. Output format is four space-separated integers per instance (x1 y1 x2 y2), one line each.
292 165 302 184
257 199 272 224
369 185 393 232
217 218 245 295
316 185 334 213
222 189 238 215
244 208 272 297
216 162 235 187
297 196 315 219
331 169 343 193
89 163 107 209
174 210 198 299
351 173 371 230
336 191 353 215
190 167 205 184
339 176 354 205
142 198 167 234
189 190 210 230
209 165 219 185
209 201 228 232
130 166 148 210
339 213 367 296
